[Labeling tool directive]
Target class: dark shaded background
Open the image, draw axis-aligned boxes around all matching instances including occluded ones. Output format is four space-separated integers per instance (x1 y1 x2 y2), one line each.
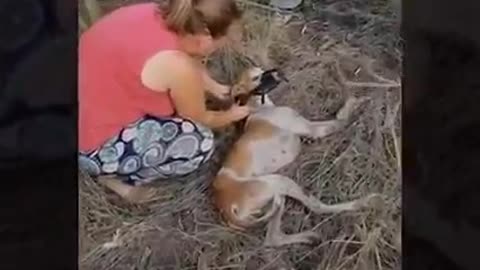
403 0 480 269
0 0 77 269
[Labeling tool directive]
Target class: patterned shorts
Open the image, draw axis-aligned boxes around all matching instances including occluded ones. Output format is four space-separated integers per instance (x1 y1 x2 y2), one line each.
78 116 215 185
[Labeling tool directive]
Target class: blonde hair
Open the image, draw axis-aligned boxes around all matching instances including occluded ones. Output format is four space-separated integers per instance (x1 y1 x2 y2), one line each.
158 0 242 39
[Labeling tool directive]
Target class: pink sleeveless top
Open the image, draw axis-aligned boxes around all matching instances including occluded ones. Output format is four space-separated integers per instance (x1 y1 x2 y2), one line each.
79 3 179 152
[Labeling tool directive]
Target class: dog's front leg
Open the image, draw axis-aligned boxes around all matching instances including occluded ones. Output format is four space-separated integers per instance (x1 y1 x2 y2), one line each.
264 196 319 247
307 120 347 138
267 107 345 138
299 96 369 138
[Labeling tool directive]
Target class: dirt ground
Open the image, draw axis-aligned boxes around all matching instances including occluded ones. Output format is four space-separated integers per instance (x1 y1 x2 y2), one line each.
79 0 401 269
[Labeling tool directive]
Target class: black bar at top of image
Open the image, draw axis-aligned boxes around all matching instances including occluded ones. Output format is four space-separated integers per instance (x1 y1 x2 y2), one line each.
0 0 78 269
403 0 480 269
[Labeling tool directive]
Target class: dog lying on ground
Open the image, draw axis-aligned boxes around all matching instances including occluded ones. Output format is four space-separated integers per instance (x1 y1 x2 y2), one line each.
212 67 383 247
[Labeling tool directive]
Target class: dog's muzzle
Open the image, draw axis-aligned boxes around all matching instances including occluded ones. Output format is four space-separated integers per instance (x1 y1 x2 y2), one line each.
252 69 288 104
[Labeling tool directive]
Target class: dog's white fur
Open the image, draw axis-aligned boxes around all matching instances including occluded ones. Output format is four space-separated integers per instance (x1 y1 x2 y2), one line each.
212 67 382 246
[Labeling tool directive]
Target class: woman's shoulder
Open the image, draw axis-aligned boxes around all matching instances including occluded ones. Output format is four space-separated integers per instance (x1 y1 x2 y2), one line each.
146 50 197 75
142 50 200 91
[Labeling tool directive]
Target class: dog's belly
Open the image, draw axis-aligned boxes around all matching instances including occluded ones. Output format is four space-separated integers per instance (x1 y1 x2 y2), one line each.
251 106 301 131
249 130 301 175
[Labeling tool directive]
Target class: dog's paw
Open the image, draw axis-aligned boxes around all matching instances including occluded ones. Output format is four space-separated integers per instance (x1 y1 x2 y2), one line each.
363 193 385 210
336 96 370 120
330 119 349 133
296 231 320 244
264 231 320 247
353 193 384 210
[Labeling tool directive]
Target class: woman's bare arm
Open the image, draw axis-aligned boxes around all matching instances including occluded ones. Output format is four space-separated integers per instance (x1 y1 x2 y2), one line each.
141 51 248 129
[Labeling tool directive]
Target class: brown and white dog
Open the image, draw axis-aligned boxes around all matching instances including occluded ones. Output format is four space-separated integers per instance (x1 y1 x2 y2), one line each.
212 67 383 247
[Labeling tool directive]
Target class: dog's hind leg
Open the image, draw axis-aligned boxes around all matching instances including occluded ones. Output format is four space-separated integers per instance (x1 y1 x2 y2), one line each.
258 174 383 215
264 196 319 247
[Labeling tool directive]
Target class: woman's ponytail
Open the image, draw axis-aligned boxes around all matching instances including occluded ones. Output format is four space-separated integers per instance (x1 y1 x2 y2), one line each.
165 0 196 33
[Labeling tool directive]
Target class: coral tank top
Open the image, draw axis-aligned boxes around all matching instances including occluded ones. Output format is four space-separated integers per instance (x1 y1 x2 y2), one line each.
79 3 179 152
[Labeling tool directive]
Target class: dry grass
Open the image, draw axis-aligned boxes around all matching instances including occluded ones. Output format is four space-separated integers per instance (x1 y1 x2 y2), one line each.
79 1 401 269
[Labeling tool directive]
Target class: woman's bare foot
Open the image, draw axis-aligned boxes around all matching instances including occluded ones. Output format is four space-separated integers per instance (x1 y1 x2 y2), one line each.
97 176 160 204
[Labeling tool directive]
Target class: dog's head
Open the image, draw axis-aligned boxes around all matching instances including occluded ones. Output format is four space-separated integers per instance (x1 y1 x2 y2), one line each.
231 67 286 106
230 67 264 104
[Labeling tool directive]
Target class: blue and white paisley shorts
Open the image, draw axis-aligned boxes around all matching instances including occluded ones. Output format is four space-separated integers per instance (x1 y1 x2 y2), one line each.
78 116 215 185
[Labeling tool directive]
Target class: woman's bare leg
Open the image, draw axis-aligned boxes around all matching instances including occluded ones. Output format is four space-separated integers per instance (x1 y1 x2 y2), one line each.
97 176 160 204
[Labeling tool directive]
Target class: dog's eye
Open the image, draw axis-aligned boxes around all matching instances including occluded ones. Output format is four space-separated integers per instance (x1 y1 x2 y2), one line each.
231 205 239 215
252 75 261 81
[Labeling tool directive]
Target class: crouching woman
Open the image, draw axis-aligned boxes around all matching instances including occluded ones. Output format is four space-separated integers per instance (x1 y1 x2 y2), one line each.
79 0 248 203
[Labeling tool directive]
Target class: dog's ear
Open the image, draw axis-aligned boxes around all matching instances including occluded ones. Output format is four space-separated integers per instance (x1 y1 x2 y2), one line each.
232 67 265 97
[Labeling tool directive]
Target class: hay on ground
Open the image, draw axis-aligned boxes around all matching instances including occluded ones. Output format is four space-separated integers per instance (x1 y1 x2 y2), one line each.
79 1 401 269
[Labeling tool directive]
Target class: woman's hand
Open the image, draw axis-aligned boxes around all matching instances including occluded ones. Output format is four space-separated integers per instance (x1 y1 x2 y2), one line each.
228 104 250 121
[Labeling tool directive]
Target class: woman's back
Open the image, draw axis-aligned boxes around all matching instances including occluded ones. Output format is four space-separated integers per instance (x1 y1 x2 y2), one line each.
79 3 179 152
